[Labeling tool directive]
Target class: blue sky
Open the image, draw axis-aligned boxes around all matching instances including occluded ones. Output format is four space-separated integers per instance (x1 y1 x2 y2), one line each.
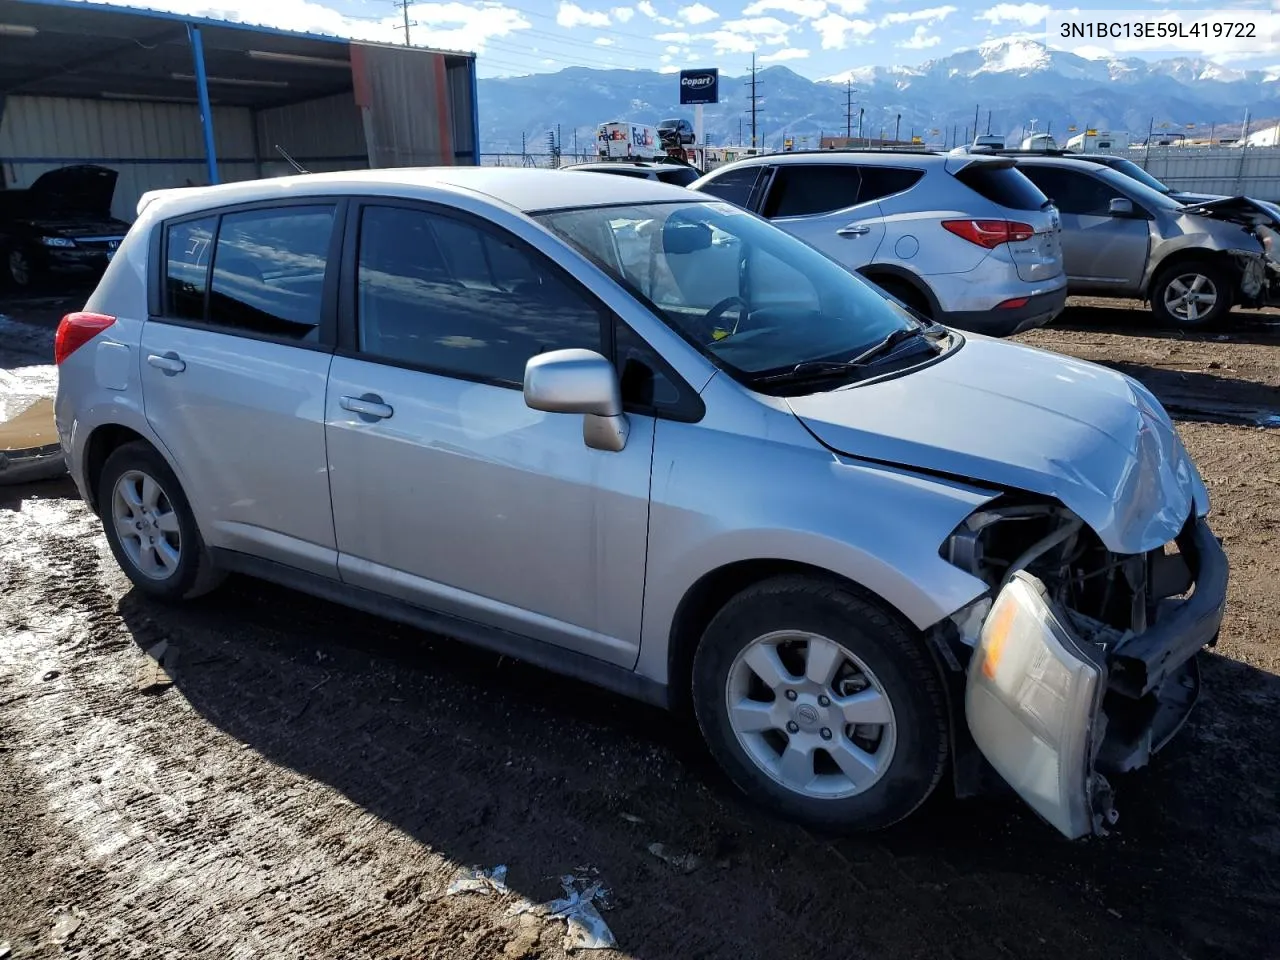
85 0 1279 79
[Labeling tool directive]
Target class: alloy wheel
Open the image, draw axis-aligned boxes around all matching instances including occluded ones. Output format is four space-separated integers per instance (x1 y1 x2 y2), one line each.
8 250 31 287
111 469 182 580
1163 272 1218 324
725 630 897 800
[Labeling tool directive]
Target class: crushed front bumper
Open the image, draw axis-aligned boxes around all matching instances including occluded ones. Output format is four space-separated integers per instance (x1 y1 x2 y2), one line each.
964 517 1227 838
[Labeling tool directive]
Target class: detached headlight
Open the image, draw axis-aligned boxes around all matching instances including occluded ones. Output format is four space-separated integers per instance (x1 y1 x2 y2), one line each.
38 236 75 248
965 571 1110 839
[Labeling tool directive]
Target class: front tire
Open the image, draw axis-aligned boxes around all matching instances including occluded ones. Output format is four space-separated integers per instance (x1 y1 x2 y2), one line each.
97 442 224 601
1150 260 1233 328
5 248 36 289
691 576 949 833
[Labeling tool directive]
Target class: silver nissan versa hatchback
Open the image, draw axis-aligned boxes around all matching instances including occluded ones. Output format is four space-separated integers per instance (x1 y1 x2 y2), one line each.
55 168 1227 839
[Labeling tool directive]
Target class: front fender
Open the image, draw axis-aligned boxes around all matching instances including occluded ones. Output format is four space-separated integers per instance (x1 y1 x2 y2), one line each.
635 390 999 683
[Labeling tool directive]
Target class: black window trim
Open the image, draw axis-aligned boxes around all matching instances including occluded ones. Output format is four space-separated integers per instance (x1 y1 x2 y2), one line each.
336 197 705 423
855 164 925 205
149 196 348 354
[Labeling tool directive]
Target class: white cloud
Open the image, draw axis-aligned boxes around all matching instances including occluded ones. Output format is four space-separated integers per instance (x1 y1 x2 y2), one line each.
812 12 876 48
680 2 719 24
977 3 1050 26
1071 43 1111 59
881 5 956 26
95 0 531 52
721 15 791 35
760 46 810 61
901 24 941 47
611 5 635 20
743 0 825 16
636 0 679 23
828 0 870 12
655 30 693 40
557 2 611 27
660 63 681 72
594 35 615 43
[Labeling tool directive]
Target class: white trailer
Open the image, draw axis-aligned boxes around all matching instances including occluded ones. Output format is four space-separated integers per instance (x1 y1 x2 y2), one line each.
1065 130 1130 152
596 121 662 160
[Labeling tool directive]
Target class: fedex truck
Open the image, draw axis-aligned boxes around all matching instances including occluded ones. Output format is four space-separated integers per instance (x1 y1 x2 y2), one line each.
596 121 662 159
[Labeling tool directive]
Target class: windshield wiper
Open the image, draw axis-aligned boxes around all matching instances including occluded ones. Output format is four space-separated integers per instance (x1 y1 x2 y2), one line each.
750 327 931 386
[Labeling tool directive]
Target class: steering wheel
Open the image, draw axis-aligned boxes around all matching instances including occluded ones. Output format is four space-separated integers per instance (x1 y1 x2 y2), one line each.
702 295 749 342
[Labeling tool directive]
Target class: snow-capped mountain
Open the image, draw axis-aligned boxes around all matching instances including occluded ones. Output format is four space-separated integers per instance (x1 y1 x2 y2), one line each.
477 41 1280 154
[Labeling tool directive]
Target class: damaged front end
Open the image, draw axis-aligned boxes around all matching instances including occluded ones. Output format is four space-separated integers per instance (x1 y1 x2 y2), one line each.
942 500 1228 839
1182 196 1280 307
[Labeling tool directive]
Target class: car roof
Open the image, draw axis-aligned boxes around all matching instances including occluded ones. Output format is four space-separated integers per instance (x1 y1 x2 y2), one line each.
1006 155 1118 171
138 167 694 220
714 150 942 170
565 161 668 171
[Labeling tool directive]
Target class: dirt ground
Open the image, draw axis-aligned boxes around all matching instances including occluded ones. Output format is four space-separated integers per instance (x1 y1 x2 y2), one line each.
1 294 1278 960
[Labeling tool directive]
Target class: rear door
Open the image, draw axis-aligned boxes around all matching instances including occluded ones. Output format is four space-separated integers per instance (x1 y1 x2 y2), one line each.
140 201 343 576
757 163 885 267
1018 166 1149 294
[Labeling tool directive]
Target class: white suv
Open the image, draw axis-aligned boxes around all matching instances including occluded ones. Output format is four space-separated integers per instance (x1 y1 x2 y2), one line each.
690 151 1067 336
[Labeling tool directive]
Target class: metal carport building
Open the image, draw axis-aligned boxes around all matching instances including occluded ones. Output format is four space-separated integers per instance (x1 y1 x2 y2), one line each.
0 0 479 220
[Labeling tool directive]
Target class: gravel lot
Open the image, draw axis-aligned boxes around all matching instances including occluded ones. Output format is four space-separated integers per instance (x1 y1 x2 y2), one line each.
2 294 1278 960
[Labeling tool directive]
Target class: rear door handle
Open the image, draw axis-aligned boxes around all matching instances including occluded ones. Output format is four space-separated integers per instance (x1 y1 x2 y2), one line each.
340 393 394 421
146 352 185 374
837 225 872 237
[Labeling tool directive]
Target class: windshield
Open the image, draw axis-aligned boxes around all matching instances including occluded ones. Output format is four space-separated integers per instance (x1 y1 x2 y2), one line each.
535 200 919 378
1094 165 1184 211
1108 157 1173 195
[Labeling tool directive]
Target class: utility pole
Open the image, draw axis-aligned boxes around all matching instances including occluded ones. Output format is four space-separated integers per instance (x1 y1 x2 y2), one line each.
393 0 416 46
986 110 991 135
746 53 761 148
973 104 979 144
895 113 901 143
845 80 854 139
858 107 864 143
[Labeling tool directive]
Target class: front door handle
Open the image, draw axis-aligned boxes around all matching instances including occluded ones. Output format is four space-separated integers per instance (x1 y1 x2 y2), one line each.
340 393 394 421
146 352 185 375
837 224 872 237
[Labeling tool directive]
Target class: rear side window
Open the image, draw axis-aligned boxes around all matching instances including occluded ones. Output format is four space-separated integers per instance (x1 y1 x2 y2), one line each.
954 164 1047 211
164 217 216 321
762 165 861 218
208 206 335 341
1018 167 1123 217
696 165 761 209
858 166 924 203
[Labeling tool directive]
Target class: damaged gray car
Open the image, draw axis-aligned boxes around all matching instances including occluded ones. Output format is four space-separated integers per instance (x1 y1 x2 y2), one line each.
1013 155 1280 327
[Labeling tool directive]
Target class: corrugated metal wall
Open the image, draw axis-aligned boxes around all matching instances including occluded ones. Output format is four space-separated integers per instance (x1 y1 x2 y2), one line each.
351 43 476 167
1123 146 1280 201
255 93 367 178
0 95 257 219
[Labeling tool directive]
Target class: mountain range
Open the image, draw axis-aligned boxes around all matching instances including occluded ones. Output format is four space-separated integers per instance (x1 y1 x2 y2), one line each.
476 39 1277 155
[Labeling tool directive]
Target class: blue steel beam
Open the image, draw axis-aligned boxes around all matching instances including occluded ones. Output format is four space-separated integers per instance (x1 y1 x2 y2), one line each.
186 23 220 185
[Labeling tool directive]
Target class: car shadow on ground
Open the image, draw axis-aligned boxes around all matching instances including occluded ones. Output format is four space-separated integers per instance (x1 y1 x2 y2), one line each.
1099 361 1279 427
107 567 1280 960
1053 305 1280 346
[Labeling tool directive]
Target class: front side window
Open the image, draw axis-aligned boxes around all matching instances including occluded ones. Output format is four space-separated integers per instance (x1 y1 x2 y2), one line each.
207 205 336 340
762 165 862 218
537 200 920 381
356 205 603 384
695 165 761 209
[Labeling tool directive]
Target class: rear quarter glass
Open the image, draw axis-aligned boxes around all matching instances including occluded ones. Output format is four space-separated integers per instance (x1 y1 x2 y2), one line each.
954 166 1048 212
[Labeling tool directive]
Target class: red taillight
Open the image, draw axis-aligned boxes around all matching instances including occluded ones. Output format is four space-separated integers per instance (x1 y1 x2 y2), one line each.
995 297 1029 310
54 312 116 365
942 219 1036 248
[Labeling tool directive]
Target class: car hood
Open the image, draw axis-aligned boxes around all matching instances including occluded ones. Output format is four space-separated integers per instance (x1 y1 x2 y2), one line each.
27 164 118 219
1181 195 1280 228
785 337 1206 555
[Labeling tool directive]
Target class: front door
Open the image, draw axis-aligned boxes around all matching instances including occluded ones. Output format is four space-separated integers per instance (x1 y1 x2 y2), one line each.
757 163 887 267
1019 167 1150 295
140 202 342 576
324 202 654 666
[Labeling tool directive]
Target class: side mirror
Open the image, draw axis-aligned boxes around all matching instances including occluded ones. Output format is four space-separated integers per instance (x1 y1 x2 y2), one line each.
523 348 629 452
1109 197 1135 217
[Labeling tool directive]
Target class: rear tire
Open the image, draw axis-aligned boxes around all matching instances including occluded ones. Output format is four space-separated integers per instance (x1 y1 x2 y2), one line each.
691 575 949 833
4 248 36 289
97 441 224 601
1150 259 1233 328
